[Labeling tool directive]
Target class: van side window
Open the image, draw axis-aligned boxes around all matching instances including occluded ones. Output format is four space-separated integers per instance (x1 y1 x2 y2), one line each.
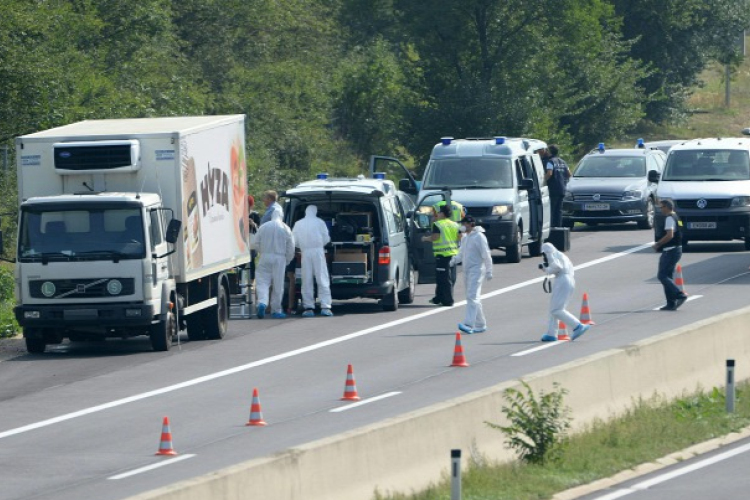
382 198 402 234
519 156 537 182
515 159 526 184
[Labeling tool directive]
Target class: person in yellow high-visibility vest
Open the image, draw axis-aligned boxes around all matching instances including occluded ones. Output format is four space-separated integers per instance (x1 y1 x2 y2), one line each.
434 200 465 222
422 203 460 306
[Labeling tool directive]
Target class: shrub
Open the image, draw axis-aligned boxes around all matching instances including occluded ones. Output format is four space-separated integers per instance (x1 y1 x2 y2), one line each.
487 381 571 465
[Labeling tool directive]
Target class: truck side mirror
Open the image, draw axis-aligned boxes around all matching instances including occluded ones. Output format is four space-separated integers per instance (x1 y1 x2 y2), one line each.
648 170 661 183
165 219 182 244
742 128 750 136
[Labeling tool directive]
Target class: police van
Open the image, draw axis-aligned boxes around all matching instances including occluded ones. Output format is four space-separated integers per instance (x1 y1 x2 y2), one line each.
654 137 750 250
414 137 551 264
282 172 416 311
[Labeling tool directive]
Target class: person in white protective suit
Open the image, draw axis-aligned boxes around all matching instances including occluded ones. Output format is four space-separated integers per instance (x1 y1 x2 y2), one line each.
450 215 493 334
253 210 295 319
539 242 590 341
291 205 333 317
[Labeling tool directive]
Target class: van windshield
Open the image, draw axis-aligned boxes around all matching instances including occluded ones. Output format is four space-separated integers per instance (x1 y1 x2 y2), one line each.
663 149 750 181
422 158 513 189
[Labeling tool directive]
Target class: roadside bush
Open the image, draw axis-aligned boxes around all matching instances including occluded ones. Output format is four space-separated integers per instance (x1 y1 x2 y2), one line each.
0 266 18 338
487 381 571 465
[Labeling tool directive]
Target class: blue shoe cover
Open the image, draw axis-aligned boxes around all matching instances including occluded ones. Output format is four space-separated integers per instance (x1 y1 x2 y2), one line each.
541 334 557 342
571 323 590 341
257 303 266 319
271 312 287 319
302 310 315 318
320 309 333 317
458 323 474 334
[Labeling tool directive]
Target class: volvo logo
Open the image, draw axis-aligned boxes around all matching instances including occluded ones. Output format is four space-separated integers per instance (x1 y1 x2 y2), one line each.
593 193 601 201
696 199 708 209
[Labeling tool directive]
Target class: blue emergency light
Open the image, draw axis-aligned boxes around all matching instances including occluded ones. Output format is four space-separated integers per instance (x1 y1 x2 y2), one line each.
373 172 386 180
636 138 645 148
598 143 606 153
495 136 506 145
441 137 454 146
317 173 329 180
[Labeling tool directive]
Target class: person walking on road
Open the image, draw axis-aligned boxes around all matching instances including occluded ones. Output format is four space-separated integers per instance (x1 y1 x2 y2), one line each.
544 144 572 227
653 199 688 311
422 203 460 306
539 242 590 341
292 205 333 317
450 215 493 334
253 210 295 319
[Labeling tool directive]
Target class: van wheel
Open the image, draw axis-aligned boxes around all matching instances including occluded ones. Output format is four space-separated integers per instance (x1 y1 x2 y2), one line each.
637 199 655 229
528 239 542 257
398 267 416 304
382 284 398 311
205 285 228 340
505 227 522 263
150 309 176 352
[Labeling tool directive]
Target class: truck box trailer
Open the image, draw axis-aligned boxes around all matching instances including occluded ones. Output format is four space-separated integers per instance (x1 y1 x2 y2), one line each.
13 115 250 353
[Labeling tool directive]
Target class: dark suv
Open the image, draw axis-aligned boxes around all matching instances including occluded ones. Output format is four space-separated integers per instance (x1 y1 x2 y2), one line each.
562 145 666 229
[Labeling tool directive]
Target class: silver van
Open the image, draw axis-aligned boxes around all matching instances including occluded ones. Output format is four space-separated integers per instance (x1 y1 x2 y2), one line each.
415 137 550 263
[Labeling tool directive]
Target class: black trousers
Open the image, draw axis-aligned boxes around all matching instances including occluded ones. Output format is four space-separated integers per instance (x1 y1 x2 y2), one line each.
434 255 456 306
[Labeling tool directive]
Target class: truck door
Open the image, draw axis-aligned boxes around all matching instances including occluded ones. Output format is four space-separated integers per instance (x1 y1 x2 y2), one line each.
514 158 531 240
149 209 171 293
369 156 419 201
409 191 451 284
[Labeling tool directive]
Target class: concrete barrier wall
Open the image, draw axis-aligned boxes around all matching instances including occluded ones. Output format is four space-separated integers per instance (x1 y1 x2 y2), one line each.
131 306 750 500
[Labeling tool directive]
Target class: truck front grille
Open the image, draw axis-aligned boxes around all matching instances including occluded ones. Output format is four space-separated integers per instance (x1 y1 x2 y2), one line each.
29 278 135 299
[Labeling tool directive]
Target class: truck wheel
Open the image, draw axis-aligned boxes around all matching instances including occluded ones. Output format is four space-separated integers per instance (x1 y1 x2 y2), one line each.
186 315 206 341
205 285 228 340
24 329 46 354
398 267 416 304
150 310 176 352
505 227 522 263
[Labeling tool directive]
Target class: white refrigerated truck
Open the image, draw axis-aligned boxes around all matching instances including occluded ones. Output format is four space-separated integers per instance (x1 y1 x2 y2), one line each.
12 115 250 353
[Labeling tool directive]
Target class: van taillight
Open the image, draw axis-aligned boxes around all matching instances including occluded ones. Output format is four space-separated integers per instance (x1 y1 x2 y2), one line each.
378 247 391 265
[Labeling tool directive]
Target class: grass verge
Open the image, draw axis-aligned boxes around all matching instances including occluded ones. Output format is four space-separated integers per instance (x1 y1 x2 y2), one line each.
374 384 750 500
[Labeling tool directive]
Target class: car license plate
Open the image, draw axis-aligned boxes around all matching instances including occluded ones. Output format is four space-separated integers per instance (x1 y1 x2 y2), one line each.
584 203 609 211
688 222 717 229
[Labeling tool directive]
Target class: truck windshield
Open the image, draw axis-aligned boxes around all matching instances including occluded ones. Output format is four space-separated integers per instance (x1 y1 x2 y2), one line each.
18 207 146 262
422 158 513 189
663 150 750 181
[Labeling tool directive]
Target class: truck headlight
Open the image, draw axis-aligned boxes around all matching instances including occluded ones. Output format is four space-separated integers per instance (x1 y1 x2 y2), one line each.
24 311 40 319
730 196 750 207
622 190 643 200
491 205 512 216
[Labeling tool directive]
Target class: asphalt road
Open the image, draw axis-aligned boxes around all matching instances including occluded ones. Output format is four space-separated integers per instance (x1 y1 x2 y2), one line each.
1 223 749 500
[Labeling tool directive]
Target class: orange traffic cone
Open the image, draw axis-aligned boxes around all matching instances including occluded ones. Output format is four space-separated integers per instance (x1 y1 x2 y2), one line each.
579 293 595 325
450 332 470 367
155 416 177 456
557 320 571 341
675 264 687 295
341 364 361 401
246 387 267 426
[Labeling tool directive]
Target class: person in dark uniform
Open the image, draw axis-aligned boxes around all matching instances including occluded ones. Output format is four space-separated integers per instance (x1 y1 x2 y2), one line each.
422 203 460 306
653 199 688 311
544 144 572 227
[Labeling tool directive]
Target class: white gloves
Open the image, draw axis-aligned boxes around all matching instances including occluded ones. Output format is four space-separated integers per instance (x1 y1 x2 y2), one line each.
485 272 493 281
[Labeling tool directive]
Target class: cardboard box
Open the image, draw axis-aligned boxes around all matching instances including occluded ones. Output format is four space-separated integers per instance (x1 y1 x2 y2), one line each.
335 250 367 263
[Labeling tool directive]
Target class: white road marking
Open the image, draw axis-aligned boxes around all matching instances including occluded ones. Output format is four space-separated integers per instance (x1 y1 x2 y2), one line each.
108 454 197 480
591 441 750 499
0 241 655 441
512 340 568 357
329 392 402 413
651 294 703 311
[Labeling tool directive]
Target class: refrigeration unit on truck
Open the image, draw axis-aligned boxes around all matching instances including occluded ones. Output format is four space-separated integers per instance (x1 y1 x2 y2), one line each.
12 115 251 353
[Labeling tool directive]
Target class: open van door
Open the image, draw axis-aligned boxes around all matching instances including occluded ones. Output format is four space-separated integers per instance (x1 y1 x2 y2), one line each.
369 156 419 201
409 191 451 284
